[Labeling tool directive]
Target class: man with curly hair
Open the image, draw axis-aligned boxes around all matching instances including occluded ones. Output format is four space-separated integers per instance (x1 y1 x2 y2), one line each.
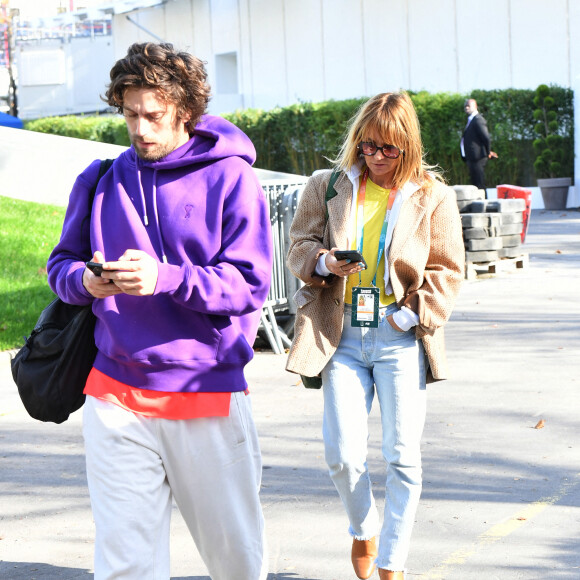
47 43 272 580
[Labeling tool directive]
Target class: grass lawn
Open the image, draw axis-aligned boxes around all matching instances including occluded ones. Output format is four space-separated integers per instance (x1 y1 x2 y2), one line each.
0 196 66 351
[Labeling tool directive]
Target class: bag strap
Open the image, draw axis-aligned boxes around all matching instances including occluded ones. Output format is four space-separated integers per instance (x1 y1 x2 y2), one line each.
89 158 114 208
80 158 114 248
324 169 341 221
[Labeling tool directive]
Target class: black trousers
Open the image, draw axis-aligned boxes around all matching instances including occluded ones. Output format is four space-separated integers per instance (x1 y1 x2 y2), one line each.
466 157 488 196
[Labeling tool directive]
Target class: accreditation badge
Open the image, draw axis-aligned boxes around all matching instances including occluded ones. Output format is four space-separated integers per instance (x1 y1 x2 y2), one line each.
351 286 380 328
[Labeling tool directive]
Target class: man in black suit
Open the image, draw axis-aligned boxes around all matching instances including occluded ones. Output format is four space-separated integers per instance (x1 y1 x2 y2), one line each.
460 99 497 197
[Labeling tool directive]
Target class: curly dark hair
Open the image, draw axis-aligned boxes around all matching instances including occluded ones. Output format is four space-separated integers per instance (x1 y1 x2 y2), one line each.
104 42 211 130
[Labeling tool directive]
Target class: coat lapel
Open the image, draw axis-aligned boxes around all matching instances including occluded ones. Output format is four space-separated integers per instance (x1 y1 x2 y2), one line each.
389 187 429 261
325 172 353 249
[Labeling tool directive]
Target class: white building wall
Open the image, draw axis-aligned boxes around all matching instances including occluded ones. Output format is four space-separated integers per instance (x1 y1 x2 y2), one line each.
455 0 511 92
363 0 409 95
210 0 243 110
129 4 167 41
406 0 458 92
283 0 325 103
243 0 287 110
189 0 212 62
510 0 570 88
163 0 195 49
320 0 366 100
109 0 578 107
16 35 114 119
210 0 239 55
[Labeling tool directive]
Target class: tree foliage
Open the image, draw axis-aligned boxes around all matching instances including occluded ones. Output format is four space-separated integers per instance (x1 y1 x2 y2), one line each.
532 84 572 178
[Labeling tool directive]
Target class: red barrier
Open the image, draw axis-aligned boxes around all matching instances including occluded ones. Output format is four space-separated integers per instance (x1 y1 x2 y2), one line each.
496 184 532 243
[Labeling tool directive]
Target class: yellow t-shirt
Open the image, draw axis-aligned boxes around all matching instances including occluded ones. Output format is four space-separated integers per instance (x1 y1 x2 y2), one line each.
344 178 397 306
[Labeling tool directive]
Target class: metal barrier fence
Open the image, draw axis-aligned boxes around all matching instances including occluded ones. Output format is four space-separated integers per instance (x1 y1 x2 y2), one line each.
260 178 308 354
0 124 308 355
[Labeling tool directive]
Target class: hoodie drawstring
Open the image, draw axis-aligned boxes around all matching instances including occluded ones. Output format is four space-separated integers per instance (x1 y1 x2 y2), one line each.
137 167 149 227
137 165 169 264
151 170 168 263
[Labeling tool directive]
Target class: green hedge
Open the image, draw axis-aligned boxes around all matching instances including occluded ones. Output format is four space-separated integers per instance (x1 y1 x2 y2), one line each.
225 87 574 187
224 98 367 176
24 87 574 187
24 115 130 146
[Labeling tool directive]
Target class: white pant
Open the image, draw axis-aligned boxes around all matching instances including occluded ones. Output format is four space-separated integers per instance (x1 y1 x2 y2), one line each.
83 393 267 580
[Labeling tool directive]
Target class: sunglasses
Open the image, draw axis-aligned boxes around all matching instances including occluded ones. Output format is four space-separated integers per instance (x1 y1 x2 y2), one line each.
358 141 404 159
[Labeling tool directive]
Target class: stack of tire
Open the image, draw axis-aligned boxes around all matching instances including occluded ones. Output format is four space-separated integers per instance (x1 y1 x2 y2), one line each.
453 185 525 264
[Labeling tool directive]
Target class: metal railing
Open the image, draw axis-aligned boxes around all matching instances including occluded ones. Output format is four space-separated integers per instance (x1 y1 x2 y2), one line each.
260 178 308 353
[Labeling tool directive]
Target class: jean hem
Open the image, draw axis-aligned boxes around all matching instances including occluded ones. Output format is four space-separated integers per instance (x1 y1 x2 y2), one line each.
376 564 407 576
349 528 378 542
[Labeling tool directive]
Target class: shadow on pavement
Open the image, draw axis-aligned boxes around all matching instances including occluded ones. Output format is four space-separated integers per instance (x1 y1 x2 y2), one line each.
0 562 322 580
0 562 90 579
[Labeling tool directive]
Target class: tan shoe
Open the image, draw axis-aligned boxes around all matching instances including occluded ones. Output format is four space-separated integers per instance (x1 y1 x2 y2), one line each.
378 569 404 580
351 537 377 579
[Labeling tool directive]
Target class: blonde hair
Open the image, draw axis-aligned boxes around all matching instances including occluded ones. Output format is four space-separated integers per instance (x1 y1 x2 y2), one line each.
334 92 442 189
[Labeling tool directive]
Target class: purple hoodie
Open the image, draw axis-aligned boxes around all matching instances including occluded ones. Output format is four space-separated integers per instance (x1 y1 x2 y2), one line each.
47 115 273 393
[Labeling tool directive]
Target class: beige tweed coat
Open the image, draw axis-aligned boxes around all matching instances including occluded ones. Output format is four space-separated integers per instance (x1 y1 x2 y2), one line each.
285 169 465 383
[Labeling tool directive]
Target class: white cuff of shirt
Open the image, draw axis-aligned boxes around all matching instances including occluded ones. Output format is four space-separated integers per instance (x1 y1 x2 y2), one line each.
315 253 332 276
392 306 420 331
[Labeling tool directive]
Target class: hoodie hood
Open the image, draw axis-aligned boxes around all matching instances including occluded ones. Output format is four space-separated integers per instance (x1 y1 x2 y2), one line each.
126 114 257 171
122 115 257 260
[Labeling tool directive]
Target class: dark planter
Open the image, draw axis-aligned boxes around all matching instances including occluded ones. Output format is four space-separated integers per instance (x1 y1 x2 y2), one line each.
537 177 571 210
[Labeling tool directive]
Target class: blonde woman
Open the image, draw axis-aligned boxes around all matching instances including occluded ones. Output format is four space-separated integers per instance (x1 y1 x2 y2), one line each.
286 92 464 579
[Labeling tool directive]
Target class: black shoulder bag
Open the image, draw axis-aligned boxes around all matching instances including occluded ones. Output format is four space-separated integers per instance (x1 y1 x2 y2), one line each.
11 159 114 423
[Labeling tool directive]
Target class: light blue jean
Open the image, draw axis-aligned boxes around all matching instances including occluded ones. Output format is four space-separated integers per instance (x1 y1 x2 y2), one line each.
321 303 427 572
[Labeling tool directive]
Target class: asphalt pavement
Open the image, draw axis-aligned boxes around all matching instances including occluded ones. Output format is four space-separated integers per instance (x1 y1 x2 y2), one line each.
1 209 579 580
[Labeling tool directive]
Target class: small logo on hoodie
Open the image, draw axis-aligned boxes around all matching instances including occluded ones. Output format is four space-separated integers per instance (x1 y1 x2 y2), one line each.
184 204 194 219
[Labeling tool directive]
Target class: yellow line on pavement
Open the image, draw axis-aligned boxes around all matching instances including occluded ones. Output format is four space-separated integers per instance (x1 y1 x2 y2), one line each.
0 410 24 416
424 477 579 579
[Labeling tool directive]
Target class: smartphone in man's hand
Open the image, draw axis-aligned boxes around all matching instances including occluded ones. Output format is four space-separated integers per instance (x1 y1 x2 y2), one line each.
86 261 118 277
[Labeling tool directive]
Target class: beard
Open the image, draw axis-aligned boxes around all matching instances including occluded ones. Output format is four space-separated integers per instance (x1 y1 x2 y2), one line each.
131 138 178 162
130 123 191 161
